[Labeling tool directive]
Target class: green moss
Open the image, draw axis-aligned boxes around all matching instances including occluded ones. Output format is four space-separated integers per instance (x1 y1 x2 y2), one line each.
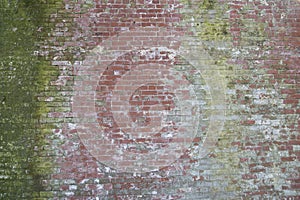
0 0 63 199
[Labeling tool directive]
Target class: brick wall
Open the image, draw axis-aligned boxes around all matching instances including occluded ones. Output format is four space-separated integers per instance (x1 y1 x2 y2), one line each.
1 0 299 199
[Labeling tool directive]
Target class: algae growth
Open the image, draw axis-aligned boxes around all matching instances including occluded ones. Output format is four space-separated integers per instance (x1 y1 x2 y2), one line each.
0 0 62 199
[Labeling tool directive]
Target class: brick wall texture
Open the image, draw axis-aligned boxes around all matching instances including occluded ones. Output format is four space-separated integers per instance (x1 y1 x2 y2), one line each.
1 0 299 199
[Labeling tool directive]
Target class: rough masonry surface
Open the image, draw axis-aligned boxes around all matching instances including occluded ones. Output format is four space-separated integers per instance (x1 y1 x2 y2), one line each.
0 0 299 199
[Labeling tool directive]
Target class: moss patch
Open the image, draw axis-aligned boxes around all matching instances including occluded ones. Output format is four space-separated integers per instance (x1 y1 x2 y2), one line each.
0 0 62 199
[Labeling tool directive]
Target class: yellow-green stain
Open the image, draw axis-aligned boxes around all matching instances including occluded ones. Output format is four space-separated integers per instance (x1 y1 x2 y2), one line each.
179 0 247 195
180 0 270 196
186 0 230 41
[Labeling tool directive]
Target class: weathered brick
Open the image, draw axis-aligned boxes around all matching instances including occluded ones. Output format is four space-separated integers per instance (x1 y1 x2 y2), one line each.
2 0 299 199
